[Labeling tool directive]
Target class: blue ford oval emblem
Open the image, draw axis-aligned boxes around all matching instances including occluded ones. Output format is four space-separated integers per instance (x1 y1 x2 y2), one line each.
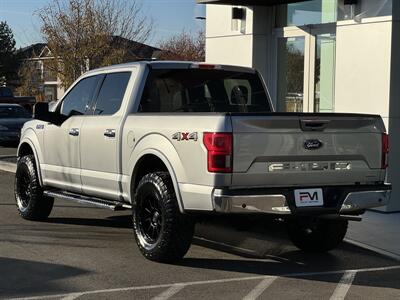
304 139 323 150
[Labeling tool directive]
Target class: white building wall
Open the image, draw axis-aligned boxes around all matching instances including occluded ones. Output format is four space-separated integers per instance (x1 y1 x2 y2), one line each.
57 85 65 100
205 5 254 67
333 16 399 212
206 5 275 97
334 18 392 129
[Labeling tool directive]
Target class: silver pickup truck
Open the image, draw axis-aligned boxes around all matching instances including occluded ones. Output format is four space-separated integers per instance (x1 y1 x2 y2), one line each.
15 61 391 262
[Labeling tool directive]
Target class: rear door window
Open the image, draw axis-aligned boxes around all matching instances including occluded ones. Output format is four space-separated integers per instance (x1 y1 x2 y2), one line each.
93 72 131 116
139 69 271 113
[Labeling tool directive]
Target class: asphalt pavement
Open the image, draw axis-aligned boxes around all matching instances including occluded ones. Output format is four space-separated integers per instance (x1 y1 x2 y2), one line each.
0 144 17 157
0 145 399 299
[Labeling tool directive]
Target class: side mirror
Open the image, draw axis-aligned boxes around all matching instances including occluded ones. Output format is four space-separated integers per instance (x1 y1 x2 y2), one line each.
34 102 66 126
34 102 51 122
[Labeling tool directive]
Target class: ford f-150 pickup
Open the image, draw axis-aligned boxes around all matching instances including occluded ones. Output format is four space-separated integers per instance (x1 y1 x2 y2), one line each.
14 61 391 262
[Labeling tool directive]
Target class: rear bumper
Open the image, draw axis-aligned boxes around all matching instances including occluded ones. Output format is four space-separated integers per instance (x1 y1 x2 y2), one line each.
212 184 391 216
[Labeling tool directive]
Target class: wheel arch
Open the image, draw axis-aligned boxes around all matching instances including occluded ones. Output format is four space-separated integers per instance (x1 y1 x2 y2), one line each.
129 149 185 213
17 130 44 186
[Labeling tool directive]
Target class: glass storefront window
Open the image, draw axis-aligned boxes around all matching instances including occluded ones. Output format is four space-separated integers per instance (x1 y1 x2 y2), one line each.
314 33 336 112
277 0 392 28
276 0 338 27
277 37 306 112
44 85 57 102
359 0 392 18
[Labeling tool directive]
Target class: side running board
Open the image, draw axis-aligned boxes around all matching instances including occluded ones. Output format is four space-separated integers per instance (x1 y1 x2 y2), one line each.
43 190 132 211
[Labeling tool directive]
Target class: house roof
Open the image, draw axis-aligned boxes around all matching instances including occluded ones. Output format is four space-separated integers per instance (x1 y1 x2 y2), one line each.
16 38 161 60
16 43 48 59
110 36 162 59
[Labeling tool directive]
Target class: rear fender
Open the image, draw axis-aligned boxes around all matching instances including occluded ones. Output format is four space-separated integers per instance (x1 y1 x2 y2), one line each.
126 134 187 212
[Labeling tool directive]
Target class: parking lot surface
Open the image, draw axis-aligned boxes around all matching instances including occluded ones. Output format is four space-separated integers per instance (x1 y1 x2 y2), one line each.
0 145 16 158
0 147 399 299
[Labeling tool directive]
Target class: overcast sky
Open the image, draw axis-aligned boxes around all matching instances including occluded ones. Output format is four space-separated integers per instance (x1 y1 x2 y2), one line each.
0 0 206 48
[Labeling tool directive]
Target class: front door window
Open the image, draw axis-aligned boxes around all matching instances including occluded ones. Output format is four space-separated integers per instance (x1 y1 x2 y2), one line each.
60 75 101 117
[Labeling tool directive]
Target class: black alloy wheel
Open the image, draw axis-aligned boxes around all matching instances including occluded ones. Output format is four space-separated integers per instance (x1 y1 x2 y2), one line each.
133 172 195 262
15 164 32 211
137 189 164 245
15 155 54 220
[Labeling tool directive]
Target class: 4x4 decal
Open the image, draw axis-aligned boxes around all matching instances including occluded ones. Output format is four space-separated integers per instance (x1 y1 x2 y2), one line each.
172 132 198 141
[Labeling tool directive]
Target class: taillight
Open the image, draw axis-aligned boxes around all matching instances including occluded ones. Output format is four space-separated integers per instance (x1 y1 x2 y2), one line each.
203 132 233 173
382 133 389 169
190 63 222 70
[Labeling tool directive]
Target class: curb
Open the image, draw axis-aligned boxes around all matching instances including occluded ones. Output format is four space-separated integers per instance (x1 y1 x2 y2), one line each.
0 155 16 158
344 238 400 262
0 160 16 173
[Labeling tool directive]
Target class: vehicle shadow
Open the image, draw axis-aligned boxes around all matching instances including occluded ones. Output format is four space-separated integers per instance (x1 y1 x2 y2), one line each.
43 213 400 290
0 257 88 298
184 216 400 290
46 214 400 265
46 214 133 229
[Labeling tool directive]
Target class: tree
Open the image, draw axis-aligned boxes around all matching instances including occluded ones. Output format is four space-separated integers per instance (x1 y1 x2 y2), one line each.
158 30 205 62
38 0 152 88
286 45 304 94
15 60 44 100
0 21 18 84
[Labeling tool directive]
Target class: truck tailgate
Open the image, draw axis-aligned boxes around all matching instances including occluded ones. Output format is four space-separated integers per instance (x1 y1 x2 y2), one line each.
231 113 386 187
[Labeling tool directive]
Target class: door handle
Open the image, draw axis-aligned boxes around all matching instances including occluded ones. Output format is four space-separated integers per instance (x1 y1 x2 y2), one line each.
69 128 80 136
104 129 116 138
300 120 330 132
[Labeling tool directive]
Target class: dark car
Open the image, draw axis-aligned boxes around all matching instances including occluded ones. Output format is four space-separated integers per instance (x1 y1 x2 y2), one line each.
0 87 36 113
0 104 32 145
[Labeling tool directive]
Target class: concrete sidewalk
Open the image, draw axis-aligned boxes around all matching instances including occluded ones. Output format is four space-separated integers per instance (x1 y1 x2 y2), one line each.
347 211 400 258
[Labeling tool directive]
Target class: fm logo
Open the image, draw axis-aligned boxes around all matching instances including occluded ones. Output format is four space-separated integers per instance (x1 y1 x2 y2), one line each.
295 189 323 207
299 191 319 202
172 132 198 141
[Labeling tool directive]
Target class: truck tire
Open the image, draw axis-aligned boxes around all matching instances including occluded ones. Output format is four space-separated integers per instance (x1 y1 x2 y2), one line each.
15 155 54 221
133 172 195 263
286 218 348 252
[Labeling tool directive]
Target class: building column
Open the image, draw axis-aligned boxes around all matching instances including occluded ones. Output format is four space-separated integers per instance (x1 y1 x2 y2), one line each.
386 1 400 212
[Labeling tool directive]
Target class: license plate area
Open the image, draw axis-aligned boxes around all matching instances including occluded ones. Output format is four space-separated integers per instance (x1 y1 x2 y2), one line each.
294 188 324 207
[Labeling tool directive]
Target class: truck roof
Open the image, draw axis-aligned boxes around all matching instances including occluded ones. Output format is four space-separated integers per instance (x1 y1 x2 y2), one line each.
85 60 256 76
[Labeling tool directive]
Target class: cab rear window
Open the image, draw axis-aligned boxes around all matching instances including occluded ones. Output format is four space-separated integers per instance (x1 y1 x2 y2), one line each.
138 69 271 113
